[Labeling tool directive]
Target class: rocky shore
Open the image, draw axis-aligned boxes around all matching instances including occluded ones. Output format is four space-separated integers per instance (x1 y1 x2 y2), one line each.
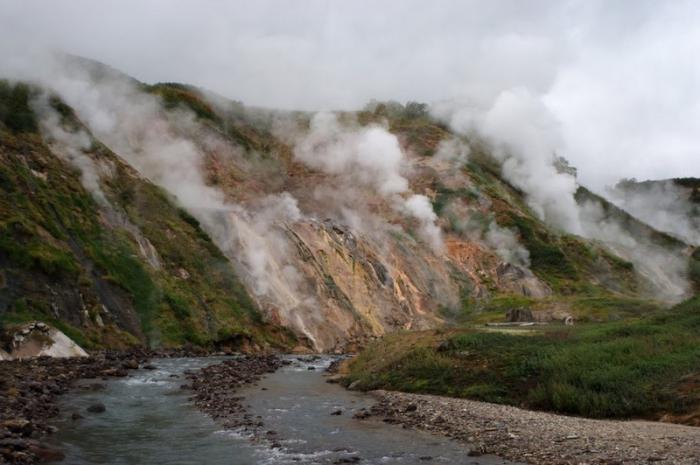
0 347 211 465
359 390 700 465
183 355 286 432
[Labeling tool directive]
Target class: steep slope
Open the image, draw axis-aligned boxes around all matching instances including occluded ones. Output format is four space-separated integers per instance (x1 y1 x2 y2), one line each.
0 80 294 351
137 82 677 347
151 84 658 347
2 56 696 352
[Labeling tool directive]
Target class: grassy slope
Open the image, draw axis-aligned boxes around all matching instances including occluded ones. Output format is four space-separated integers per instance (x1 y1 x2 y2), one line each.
0 80 294 350
344 296 700 424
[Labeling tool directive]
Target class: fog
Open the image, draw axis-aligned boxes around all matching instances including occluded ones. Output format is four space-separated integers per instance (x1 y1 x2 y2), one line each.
1 1 699 189
0 2 695 304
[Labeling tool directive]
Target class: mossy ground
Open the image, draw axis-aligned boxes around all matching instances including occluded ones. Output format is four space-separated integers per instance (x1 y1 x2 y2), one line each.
345 296 700 423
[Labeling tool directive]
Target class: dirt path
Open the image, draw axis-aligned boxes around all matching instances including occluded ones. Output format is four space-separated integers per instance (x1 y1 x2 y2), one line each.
361 390 700 465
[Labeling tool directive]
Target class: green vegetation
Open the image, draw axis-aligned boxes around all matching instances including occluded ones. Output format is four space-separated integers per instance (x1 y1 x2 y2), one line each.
454 293 661 326
429 150 641 299
0 87 294 351
146 82 282 155
690 249 700 293
504 213 577 279
345 297 700 422
0 80 38 133
148 83 222 124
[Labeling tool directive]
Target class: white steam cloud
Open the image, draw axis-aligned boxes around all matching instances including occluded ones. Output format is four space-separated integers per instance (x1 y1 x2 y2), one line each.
607 180 700 247
22 55 322 339
485 222 531 268
442 199 531 268
433 137 470 166
294 112 444 252
435 88 582 234
435 87 691 302
295 113 408 196
578 200 690 301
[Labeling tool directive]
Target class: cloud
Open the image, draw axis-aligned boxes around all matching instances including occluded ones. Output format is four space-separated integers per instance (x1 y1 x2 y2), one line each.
0 1 696 304
1 1 698 186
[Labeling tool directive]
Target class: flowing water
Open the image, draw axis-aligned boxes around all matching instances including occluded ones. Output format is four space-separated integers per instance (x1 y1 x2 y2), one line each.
50 356 517 465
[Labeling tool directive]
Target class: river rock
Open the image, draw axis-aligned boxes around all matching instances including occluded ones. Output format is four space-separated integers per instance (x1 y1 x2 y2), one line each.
352 409 371 419
2 419 33 435
86 403 106 413
121 359 139 370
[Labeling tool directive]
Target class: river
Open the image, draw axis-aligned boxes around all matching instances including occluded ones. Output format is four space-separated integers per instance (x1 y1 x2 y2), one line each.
49 356 516 464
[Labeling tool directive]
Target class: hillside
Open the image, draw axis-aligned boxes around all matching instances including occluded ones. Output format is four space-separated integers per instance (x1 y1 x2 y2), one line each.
0 56 697 353
0 80 294 352
607 177 700 247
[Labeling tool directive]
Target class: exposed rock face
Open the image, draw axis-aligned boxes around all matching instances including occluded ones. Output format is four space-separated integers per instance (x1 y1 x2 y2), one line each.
278 220 458 350
4 322 88 360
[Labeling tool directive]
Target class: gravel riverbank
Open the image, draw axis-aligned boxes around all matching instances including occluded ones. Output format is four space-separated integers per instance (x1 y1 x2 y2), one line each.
184 355 286 431
360 390 700 465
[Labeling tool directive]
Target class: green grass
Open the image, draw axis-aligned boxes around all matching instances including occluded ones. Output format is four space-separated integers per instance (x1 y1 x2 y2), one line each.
89 234 160 336
690 249 700 293
0 221 79 278
345 297 700 421
147 83 222 124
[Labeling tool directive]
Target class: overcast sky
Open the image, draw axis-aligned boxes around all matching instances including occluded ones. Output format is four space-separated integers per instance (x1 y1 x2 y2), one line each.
0 0 698 189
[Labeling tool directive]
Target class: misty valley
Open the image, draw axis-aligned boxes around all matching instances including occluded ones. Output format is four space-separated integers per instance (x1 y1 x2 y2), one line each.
1 3 700 465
